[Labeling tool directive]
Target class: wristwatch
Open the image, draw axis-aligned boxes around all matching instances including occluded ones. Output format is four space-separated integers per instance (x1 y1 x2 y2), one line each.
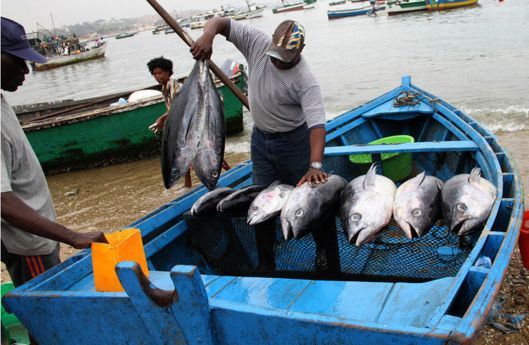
310 161 323 170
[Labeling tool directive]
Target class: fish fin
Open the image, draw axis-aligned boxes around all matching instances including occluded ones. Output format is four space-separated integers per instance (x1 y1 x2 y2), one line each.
268 180 281 188
435 177 444 191
363 164 377 190
408 171 426 187
468 168 482 184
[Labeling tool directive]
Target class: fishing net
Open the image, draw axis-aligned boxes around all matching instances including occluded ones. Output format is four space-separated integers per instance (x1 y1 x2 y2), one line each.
186 153 480 282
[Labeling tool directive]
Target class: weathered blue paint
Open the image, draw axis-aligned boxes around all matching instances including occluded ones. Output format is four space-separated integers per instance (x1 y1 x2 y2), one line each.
2 76 523 345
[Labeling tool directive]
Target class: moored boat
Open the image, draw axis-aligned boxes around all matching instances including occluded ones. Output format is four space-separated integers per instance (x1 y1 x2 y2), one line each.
14 66 247 174
3 76 524 344
328 3 386 18
272 0 314 13
387 0 427 15
426 0 478 10
31 42 107 71
115 32 135 39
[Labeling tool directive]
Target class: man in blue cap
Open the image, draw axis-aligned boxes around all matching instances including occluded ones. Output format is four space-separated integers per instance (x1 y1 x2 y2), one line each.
1 17 107 290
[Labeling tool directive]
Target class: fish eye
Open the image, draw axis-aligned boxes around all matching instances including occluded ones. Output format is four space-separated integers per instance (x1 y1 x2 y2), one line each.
456 203 467 212
249 206 258 212
412 209 422 217
350 213 361 222
211 171 219 178
295 209 304 217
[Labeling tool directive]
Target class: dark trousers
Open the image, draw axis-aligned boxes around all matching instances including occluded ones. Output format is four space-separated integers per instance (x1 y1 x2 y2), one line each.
1 241 60 288
250 125 340 273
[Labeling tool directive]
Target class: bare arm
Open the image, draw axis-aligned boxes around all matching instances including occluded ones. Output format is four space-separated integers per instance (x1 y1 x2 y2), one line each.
190 17 231 60
1 192 107 249
297 127 328 186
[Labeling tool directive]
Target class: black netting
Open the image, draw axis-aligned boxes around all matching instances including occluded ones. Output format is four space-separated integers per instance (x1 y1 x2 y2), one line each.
185 152 480 282
222 217 476 281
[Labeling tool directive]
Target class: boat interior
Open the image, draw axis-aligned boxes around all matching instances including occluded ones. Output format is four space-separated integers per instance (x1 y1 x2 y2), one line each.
9 77 522 342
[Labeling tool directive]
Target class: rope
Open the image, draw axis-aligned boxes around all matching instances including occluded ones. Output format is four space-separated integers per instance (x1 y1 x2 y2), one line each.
393 91 420 107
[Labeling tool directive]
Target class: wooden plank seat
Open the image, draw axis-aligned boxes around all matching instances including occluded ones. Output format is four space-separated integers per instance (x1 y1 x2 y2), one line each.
324 140 478 157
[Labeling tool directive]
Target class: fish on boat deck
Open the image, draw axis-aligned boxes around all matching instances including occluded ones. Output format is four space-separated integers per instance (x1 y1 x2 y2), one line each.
281 175 347 240
393 172 444 239
247 181 294 226
442 168 497 236
340 164 396 246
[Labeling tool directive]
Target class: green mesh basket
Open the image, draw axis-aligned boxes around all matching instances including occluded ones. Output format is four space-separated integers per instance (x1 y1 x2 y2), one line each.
349 135 414 181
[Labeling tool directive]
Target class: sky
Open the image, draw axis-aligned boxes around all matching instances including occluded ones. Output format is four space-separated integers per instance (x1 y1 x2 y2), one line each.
1 0 271 32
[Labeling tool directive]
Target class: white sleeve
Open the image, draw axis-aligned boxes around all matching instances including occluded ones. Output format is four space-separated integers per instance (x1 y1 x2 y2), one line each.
1 138 13 193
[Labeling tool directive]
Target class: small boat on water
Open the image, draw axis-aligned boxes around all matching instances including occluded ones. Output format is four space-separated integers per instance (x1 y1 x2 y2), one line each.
14 63 247 174
231 3 267 20
272 0 315 13
3 76 524 344
426 0 479 10
31 42 107 71
115 32 135 39
387 0 427 15
328 2 386 18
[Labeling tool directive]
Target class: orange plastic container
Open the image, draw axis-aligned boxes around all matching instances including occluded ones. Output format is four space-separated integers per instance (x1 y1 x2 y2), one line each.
91 228 149 292
519 211 529 270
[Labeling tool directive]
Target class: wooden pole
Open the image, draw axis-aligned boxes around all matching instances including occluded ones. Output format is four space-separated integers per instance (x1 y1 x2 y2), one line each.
146 0 250 110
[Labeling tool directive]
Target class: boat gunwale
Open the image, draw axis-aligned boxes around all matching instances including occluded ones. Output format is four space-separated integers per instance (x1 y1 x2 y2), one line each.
20 73 243 132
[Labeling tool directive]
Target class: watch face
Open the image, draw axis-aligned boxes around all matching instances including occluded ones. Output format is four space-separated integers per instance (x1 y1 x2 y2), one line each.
311 162 323 169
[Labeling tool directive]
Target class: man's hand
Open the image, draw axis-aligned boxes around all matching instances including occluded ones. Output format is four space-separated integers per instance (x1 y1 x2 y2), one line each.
71 231 108 249
297 168 328 187
190 32 214 61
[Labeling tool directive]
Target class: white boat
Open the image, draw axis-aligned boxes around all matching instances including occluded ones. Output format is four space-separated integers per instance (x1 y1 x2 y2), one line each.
32 42 107 71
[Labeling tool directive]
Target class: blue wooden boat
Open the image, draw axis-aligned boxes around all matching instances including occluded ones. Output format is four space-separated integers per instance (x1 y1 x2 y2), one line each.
2 76 524 344
328 4 386 18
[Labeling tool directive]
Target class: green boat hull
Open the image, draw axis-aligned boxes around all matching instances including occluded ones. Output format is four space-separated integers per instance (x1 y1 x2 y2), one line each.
21 73 247 174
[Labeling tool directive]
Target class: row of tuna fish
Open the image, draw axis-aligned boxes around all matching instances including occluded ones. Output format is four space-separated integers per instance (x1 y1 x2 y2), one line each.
190 164 497 246
161 60 225 190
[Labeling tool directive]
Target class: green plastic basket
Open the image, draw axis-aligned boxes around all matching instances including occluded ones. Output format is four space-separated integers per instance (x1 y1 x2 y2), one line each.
349 135 414 181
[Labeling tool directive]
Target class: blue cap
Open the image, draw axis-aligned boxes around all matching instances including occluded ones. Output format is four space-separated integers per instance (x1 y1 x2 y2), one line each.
1 17 47 63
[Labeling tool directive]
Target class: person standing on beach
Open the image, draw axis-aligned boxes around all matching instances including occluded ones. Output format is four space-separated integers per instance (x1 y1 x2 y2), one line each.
1 17 107 290
191 18 337 273
146 56 193 188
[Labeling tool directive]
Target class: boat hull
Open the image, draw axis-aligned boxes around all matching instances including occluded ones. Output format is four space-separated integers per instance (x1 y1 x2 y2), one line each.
426 0 478 10
387 0 427 15
328 5 385 18
18 72 247 174
3 76 523 344
33 44 106 71
272 3 305 13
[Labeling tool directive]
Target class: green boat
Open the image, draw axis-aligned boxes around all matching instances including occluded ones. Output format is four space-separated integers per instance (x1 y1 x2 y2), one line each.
15 67 247 174
387 0 427 15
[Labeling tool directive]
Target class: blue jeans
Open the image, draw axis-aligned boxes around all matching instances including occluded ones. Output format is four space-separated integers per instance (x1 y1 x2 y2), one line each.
251 124 310 187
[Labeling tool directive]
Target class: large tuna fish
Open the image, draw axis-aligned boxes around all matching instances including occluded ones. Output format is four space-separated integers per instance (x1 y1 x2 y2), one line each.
281 175 347 240
340 164 397 246
161 60 225 190
442 168 497 236
393 172 444 239
217 185 265 216
247 181 294 226
190 187 233 216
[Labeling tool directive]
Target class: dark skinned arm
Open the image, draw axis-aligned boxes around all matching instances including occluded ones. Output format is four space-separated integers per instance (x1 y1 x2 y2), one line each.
190 17 231 60
297 127 328 186
1 192 107 249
